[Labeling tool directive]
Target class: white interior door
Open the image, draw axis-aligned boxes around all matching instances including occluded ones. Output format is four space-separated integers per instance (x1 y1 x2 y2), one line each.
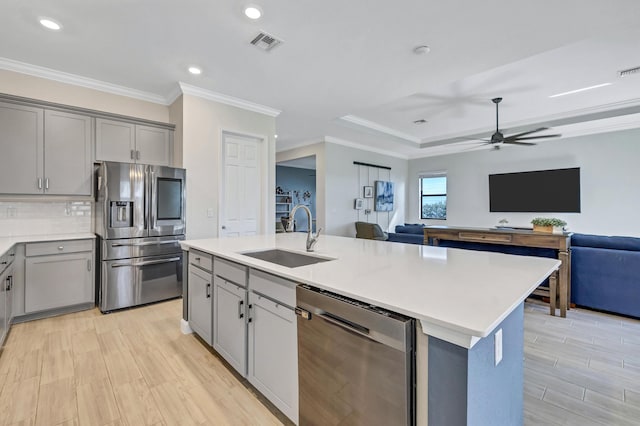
221 134 261 237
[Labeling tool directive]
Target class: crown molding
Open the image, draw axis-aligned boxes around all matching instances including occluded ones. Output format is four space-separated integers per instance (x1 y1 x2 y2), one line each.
0 57 168 105
339 115 421 144
165 84 183 105
178 82 281 117
324 136 409 160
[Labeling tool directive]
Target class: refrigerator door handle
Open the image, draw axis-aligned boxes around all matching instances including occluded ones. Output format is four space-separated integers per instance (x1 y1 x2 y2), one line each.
149 169 157 232
111 257 181 268
111 240 180 248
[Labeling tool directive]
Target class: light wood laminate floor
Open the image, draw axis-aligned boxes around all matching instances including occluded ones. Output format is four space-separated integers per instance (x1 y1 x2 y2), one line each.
1 299 639 425
0 300 283 426
524 301 640 425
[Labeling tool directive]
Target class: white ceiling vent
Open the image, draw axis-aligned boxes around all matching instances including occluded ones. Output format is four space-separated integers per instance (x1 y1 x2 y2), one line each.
250 31 283 52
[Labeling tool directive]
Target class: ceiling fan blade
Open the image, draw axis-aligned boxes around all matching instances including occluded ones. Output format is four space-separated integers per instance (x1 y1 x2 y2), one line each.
508 134 562 141
504 127 549 139
458 137 491 142
503 140 537 146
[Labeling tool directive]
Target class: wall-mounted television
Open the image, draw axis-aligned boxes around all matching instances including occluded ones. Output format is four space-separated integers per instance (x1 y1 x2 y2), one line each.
489 167 581 213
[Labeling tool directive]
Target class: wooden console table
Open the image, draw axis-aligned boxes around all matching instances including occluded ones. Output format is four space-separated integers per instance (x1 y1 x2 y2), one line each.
424 226 571 317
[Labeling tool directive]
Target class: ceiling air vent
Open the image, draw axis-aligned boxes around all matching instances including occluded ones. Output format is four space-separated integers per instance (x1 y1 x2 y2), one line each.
250 31 283 52
619 66 640 78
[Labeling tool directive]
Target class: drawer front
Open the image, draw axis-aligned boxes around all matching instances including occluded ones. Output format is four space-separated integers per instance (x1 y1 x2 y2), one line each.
26 239 93 257
214 257 247 287
189 249 212 272
249 269 296 308
458 232 512 243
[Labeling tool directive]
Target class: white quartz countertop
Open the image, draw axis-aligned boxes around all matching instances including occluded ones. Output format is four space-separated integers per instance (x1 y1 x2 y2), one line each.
0 233 96 256
181 233 560 347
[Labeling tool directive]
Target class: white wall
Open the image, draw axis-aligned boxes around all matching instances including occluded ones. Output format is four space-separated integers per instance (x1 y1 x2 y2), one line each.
180 94 276 239
0 69 169 122
324 142 408 237
408 128 640 237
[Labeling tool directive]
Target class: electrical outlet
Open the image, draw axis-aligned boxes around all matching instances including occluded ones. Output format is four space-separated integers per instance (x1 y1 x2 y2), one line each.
207 208 214 218
7 207 17 218
494 328 503 366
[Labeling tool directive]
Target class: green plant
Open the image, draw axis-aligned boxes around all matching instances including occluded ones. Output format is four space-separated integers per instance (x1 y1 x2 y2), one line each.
531 217 567 227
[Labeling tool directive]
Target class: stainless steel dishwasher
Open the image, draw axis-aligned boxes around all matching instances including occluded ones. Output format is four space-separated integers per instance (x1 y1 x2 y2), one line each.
295 284 415 426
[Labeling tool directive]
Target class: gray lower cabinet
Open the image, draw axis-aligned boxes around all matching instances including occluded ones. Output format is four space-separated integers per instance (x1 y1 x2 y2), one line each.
247 269 298 423
0 262 14 347
248 291 298 423
188 265 213 345
213 276 247 375
24 240 94 314
0 101 92 196
96 118 172 166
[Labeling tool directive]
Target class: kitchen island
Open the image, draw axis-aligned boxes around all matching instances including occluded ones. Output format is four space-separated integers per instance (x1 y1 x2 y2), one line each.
181 233 560 425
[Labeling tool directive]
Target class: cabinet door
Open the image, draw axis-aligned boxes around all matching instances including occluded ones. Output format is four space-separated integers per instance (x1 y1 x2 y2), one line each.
135 125 171 166
44 110 93 195
214 277 247 375
248 292 298 423
25 252 93 313
95 118 136 163
0 269 6 347
0 102 44 194
188 266 212 345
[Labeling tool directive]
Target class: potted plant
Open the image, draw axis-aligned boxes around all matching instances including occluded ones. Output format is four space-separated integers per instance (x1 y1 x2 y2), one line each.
531 217 567 234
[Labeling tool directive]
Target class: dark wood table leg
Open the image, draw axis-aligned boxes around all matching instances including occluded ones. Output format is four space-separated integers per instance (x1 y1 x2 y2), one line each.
559 249 570 314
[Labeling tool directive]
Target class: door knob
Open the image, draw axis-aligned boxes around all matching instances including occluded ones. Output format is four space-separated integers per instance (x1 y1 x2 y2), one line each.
221 225 226 230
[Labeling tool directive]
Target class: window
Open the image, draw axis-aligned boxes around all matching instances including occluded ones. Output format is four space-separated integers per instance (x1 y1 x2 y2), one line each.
420 175 447 219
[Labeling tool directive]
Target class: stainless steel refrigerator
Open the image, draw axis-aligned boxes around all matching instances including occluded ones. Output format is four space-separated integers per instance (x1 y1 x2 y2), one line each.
95 161 186 312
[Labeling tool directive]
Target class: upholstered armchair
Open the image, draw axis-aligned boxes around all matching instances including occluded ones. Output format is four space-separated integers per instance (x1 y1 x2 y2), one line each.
355 221 388 241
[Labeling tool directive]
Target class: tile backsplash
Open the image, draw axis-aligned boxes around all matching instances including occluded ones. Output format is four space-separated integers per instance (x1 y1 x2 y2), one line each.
0 201 92 236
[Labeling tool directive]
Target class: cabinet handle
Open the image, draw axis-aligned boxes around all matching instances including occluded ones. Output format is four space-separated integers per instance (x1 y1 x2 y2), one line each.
206 283 211 298
87 259 92 271
45 178 49 190
238 300 244 319
37 177 42 189
195 257 201 261
248 303 253 323
136 150 141 160
130 149 135 160
58 246 64 251
8 276 12 291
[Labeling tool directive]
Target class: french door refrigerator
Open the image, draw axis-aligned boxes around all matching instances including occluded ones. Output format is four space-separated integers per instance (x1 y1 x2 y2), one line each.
95 161 186 312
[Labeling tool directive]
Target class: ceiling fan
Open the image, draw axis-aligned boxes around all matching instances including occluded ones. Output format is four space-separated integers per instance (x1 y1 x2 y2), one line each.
471 97 561 149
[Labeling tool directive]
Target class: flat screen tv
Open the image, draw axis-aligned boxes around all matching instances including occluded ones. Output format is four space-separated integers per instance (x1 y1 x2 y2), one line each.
489 167 581 213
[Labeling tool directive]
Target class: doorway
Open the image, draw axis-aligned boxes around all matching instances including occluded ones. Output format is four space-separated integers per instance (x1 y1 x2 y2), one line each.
276 155 316 232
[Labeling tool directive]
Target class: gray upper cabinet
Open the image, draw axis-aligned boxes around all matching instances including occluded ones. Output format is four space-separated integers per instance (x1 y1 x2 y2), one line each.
44 110 93 195
135 125 171 165
0 102 92 196
96 118 172 166
0 102 44 195
95 118 135 163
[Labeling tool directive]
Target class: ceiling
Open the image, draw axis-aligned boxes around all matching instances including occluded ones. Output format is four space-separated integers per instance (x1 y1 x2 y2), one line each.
2 0 640 159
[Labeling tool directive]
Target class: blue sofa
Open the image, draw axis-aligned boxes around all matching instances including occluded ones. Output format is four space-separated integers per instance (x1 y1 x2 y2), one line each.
571 233 640 318
387 224 425 245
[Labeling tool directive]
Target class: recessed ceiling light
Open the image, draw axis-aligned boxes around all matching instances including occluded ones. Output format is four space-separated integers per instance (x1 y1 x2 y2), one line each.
39 18 62 31
413 45 430 55
413 119 427 124
274 134 278 138
549 83 611 98
244 5 262 20
188 66 202 75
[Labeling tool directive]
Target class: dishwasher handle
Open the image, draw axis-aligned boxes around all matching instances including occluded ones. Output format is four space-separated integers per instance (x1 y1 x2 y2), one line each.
316 311 372 340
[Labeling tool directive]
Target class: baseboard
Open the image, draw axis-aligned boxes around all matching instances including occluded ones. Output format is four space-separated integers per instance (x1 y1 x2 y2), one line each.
180 318 193 334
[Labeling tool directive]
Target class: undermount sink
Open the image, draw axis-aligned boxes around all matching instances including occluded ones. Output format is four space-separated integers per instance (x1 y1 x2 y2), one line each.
240 249 334 268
